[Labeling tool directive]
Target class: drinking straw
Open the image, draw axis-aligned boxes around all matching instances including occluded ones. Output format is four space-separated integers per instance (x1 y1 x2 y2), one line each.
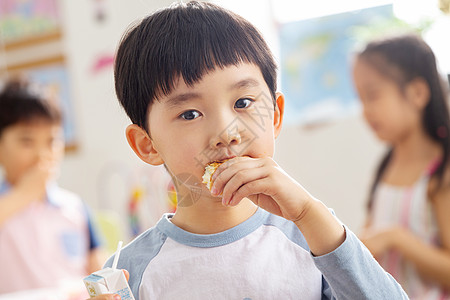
112 240 123 270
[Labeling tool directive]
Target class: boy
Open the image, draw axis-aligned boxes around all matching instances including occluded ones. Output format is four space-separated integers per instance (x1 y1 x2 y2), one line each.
96 1 408 299
0 80 103 294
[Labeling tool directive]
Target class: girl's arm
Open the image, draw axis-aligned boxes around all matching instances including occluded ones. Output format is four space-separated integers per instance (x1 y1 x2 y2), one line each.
361 183 450 289
392 183 450 289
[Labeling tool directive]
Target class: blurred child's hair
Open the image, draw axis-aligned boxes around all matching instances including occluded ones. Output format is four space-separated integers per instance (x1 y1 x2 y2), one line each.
0 79 62 136
356 34 450 210
114 1 277 132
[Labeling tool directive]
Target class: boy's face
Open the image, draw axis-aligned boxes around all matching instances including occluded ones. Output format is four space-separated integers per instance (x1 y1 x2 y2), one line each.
127 63 284 196
0 121 64 185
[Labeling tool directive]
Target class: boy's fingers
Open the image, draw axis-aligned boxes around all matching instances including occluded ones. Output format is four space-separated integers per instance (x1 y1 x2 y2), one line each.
220 167 266 203
211 156 249 181
228 177 270 206
212 159 264 195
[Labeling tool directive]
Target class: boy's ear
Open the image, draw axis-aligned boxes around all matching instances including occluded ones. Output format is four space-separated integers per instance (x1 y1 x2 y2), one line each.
125 124 164 166
273 92 285 138
407 77 430 110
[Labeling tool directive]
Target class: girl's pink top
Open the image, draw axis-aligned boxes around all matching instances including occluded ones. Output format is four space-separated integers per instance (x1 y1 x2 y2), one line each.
370 160 448 299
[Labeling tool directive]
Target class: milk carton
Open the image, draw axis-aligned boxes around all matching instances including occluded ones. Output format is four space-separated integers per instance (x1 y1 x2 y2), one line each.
83 241 135 299
83 267 134 299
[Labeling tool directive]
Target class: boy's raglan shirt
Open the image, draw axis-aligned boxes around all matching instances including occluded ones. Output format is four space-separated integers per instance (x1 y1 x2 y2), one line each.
105 208 408 300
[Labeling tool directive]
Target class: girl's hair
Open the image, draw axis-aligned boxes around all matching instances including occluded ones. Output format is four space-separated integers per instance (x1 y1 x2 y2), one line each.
357 34 450 211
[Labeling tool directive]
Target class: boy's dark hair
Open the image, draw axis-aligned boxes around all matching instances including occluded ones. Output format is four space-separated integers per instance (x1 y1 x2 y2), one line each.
114 1 277 132
0 79 62 136
357 34 450 210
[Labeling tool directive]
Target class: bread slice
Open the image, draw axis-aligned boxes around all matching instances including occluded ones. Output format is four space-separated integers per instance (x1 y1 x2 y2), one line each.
202 160 226 191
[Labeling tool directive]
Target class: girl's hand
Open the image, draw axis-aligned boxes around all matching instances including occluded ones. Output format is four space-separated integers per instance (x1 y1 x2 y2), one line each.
359 227 400 258
210 156 314 223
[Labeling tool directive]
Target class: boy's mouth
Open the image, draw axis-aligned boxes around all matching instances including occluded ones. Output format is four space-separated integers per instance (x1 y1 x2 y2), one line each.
201 157 234 191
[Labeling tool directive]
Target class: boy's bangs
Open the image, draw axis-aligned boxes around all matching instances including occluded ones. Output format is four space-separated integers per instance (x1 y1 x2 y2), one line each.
154 39 259 101
148 7 273 100
115 1 276 130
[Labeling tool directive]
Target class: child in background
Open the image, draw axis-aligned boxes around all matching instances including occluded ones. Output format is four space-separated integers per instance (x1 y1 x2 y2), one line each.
90 2 408 299
0 80 103 294
353 34 450 298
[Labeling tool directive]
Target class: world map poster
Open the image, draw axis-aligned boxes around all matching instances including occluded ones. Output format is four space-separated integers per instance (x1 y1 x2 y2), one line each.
280 5 393 125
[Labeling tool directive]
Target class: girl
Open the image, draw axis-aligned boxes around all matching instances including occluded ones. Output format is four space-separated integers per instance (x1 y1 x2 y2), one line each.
353 34 450 298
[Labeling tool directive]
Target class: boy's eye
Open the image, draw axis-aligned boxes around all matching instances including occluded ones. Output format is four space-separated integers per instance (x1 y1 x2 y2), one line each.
235 98 254 109
180 110 201 120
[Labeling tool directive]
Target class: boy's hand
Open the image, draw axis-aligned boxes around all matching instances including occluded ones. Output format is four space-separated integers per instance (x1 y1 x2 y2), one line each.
85 270 130 300
210 156 313 223
211 156 346 255
0 157 59 226
14 157 57 203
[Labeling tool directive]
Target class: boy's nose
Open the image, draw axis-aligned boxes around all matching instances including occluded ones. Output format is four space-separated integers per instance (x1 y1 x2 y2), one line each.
209 117 243 149
210 131 242 148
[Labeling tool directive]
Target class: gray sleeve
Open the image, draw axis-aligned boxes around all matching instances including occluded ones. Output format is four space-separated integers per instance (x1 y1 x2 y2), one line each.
313 226 409 300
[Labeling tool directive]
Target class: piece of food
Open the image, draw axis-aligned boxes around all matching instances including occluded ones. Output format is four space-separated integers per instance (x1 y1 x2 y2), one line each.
202 160 226 191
